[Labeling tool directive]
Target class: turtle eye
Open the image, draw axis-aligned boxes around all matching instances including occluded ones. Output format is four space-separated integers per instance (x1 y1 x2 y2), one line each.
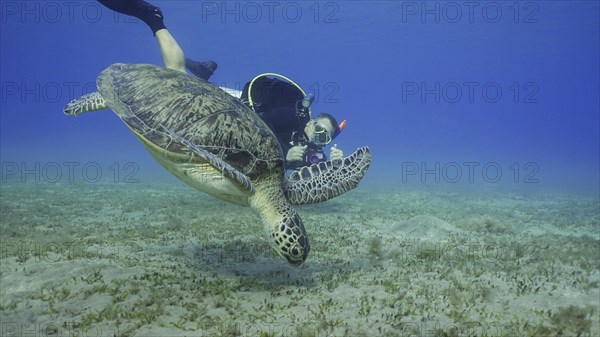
286 245 304 265
291 247 300 258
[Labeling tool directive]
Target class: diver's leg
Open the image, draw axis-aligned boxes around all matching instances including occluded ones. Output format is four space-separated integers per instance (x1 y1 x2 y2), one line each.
97 0 185 73
155 30 186 73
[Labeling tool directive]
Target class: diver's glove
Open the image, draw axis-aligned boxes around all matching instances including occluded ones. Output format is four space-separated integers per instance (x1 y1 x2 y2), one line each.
185 59 218 81
330 144 343 161
97 0 166 35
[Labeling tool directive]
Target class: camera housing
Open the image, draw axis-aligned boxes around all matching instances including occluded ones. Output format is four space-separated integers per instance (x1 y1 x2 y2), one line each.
304 144 325 165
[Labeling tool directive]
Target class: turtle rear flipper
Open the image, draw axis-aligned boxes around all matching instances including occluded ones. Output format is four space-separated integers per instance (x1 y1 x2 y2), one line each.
64 92 107 115
284 146 371 205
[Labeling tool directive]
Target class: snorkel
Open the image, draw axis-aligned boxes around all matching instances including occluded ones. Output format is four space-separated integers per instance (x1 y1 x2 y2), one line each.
336 119 347 139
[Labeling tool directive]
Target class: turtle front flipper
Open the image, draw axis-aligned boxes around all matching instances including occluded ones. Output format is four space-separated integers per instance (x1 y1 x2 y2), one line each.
162 126 255 195
64 92 107 115
284 146 371 205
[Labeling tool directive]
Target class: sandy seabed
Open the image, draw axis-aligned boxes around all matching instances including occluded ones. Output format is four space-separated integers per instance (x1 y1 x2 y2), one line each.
1 181 598 337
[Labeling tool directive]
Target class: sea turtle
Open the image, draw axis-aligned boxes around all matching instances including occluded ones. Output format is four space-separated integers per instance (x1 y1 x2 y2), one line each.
64 63 371 265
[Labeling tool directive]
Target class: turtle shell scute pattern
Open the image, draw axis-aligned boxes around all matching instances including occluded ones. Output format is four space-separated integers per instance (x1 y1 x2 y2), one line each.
97 64 284 178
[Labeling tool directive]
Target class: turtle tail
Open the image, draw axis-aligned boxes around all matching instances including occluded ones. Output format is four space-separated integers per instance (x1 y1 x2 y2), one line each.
64 92 107 116
284 146 372 205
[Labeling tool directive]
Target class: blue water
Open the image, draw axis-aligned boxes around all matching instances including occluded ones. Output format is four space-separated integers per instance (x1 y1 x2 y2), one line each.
1 1 599 194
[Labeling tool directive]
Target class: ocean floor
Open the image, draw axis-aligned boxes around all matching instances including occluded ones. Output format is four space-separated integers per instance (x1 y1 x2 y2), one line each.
1 181 598 337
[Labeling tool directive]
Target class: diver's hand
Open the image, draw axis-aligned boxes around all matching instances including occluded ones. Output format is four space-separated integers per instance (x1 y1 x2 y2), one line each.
330 144 343 161
286 145 307 162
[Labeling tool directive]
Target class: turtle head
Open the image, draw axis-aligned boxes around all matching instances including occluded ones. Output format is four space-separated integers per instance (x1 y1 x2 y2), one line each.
250 179 310 265
270 212 310 265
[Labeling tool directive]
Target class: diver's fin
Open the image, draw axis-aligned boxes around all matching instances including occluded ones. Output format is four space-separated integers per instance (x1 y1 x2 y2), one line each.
97 0 166 35
185 58 218 81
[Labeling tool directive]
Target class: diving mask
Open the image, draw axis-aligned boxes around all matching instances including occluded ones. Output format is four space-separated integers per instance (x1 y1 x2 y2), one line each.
310 120 332 145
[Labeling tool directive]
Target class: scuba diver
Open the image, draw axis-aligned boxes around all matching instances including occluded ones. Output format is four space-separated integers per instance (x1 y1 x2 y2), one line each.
232 73 346 169
96 0 346 169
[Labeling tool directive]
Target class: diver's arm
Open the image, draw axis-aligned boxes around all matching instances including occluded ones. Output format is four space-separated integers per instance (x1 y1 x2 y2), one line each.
286 145 307 163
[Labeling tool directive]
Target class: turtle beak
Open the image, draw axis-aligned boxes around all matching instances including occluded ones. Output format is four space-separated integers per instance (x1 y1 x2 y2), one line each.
287 258 304 266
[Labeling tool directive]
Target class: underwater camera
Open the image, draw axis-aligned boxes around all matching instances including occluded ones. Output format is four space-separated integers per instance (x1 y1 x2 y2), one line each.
290 128 324 165
305 144 325 165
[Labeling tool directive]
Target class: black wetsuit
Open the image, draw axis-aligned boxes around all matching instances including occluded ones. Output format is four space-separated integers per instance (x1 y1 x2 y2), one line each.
240 77 315 169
